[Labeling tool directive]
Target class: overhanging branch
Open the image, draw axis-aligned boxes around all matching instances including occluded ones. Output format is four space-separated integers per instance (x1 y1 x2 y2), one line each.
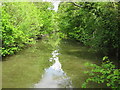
70 2 83 7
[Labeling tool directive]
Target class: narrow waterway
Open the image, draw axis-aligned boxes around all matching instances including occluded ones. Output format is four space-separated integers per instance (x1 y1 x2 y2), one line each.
2 38 105 88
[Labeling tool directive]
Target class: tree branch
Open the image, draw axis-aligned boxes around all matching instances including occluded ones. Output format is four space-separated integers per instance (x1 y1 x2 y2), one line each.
70 2 83 7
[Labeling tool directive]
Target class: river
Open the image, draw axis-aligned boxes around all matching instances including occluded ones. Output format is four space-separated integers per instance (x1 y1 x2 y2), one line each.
2 37 105 88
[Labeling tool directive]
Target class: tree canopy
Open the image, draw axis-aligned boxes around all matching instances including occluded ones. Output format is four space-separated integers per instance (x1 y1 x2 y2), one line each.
57 2 119 59
1 2 120 60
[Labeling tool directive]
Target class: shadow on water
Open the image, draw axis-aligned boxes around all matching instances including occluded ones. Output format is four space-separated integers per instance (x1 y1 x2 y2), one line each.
64 49 102 64
58 39 106 88
60 40 102 63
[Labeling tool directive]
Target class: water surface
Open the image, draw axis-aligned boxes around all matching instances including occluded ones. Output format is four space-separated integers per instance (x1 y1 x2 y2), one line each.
2 38 105 88
34 50 72 88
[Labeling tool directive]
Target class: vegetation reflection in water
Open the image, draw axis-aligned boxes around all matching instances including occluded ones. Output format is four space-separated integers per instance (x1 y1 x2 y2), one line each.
59 40 105 88
2 39 52 88
2 34 104 88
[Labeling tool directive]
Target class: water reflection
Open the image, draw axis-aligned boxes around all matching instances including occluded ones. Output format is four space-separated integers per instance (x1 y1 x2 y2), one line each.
34 50 72 88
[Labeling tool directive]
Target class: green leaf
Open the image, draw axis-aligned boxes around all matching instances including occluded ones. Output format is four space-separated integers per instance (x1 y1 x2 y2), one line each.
107 83 110 87
103 56 108 61
114 70 119 75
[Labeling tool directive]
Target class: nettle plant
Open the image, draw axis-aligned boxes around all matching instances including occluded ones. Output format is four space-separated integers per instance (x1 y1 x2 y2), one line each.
82 56 120 88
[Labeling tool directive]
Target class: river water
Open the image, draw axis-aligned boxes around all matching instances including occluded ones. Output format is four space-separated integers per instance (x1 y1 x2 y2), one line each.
2 37 105 88
34 50 72 88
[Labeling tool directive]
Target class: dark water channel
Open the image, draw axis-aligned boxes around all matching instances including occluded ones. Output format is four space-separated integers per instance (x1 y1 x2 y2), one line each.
2 38 105 88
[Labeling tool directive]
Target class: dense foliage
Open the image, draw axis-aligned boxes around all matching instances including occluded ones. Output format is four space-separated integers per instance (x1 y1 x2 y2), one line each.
2 2 54 56
57 2 120 59
2 2 119 58
1 1 120 88
57 3 120 88
82 56 120 88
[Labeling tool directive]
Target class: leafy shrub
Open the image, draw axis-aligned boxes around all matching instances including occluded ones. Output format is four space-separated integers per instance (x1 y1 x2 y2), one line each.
82 56 120 88
58 2 119 56
2 2 54 56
